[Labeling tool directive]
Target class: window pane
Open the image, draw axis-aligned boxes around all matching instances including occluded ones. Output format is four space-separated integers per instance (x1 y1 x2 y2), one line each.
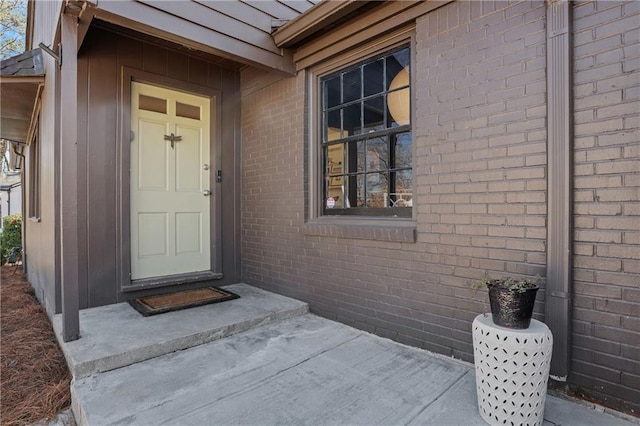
356 140 366 173
366 173 388 208
326 177 344 209
366 136 387 172
387 87 410 127
343 103 361 135
139 94 167 114
391 48 410 68
356 174 366 207
394 132 412 169
327 145 344 174
342 68 361 103
386 48 410 90
363 59 384 96
325 76 341 109
325 110 341 141
326 144 345 209
176 102 200 120
394 169 413 194
363 96 385 131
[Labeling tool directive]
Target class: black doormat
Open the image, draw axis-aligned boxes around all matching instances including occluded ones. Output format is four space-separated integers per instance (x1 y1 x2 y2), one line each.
129 287 240 317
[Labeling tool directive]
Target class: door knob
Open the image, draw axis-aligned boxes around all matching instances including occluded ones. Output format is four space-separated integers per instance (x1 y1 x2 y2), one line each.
203 190 211 196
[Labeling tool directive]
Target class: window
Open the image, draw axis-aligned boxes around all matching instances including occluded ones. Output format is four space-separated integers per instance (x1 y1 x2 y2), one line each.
320 45 412 217
28 121 40 219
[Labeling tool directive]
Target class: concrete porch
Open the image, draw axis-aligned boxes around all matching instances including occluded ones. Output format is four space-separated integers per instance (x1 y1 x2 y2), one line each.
54 284 637 426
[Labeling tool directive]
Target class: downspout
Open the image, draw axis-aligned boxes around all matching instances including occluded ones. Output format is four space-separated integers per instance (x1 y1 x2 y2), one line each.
545 0 573 380
12 143 27 275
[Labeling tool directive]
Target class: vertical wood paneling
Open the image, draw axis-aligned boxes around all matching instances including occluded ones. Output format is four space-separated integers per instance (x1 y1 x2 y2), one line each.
78 26 240 307
32 0 62 47
188 57 208 87
118 37 143 70
167 52 189 81
143 43 167 75
207 65 222 90
86 28 119 307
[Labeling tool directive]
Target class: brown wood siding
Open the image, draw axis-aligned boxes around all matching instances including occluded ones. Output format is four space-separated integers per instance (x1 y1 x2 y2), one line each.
77 25 240 308
23 66 58 317
23 0 62 319
92 0 317 73
32 0 62 48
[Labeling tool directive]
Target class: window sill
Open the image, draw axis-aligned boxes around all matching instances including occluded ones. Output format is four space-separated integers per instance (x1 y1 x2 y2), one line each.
303 217 416 243
28 217 41 223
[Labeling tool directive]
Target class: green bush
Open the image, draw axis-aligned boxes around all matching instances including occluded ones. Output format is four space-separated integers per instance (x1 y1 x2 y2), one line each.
1 213 22 265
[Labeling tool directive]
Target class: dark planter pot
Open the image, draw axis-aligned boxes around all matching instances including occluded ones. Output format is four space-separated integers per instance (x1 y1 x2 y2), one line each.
488 284 539 329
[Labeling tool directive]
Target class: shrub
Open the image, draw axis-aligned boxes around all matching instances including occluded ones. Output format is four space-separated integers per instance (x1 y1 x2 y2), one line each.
1 214 22 265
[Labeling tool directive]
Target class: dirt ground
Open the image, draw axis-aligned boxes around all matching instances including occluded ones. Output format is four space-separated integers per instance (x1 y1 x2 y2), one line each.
1 265 71 425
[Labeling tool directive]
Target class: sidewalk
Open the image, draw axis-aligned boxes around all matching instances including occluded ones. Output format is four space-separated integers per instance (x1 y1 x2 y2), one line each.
64 296 638 426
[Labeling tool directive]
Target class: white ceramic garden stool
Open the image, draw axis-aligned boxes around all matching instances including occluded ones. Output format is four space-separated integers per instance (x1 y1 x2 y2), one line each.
472 314 553 426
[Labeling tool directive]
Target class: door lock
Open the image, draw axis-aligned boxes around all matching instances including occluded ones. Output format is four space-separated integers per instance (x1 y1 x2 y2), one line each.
203 190 211 196
203 164 210 171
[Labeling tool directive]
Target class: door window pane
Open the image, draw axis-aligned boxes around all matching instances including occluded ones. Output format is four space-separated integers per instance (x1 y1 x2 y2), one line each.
139 94 167 114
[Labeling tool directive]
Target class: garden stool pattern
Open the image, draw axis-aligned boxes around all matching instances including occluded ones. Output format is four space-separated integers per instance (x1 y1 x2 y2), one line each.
472 314 553 426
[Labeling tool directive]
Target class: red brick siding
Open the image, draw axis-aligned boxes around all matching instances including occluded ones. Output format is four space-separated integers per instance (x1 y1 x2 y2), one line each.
572 0 640 413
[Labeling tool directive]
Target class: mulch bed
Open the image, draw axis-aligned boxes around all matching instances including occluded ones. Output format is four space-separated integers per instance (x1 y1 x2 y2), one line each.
1 265 71 425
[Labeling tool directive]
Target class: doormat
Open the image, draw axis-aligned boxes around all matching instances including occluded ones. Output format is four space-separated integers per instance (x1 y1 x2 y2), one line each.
129 287 240 317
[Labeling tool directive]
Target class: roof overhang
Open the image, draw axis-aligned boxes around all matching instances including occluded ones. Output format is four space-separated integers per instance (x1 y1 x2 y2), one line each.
1 49 45 145
273 0 368 48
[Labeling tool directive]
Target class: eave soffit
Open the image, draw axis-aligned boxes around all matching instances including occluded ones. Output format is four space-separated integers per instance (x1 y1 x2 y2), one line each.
77 0 319 74
0 48 45 145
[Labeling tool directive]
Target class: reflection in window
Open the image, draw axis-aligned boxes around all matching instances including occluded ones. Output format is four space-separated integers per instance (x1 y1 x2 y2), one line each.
321 46 412 216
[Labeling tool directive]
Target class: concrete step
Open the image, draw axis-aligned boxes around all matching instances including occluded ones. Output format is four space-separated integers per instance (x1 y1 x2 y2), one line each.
53 283 308 378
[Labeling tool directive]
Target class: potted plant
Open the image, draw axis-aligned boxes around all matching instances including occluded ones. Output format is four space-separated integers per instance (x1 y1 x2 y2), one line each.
474 276 540 329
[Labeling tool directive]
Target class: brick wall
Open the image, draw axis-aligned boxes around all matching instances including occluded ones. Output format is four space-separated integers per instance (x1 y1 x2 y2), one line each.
242 0 547 364
241 0 639 412
414 1 548 306
572 0 639 413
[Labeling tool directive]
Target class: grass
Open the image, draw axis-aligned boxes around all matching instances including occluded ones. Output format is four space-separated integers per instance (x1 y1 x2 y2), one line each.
1 265 71 425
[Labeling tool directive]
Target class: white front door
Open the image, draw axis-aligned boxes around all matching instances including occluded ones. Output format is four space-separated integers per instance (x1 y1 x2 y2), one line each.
130 82 211 280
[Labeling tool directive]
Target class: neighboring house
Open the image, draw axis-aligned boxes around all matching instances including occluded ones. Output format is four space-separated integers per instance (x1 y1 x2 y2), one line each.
0 172 22 227
0 0 637 414
0 49 41 227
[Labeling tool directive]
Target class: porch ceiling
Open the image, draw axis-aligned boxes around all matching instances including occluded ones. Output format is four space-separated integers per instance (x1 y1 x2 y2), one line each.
0 49 45 144
85 0 319 74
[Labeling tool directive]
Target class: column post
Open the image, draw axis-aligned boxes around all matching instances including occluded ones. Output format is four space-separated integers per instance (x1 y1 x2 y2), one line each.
60 12 80 342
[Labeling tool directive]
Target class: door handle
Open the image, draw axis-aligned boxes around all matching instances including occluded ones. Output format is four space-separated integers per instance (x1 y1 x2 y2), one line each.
203 190 211 196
